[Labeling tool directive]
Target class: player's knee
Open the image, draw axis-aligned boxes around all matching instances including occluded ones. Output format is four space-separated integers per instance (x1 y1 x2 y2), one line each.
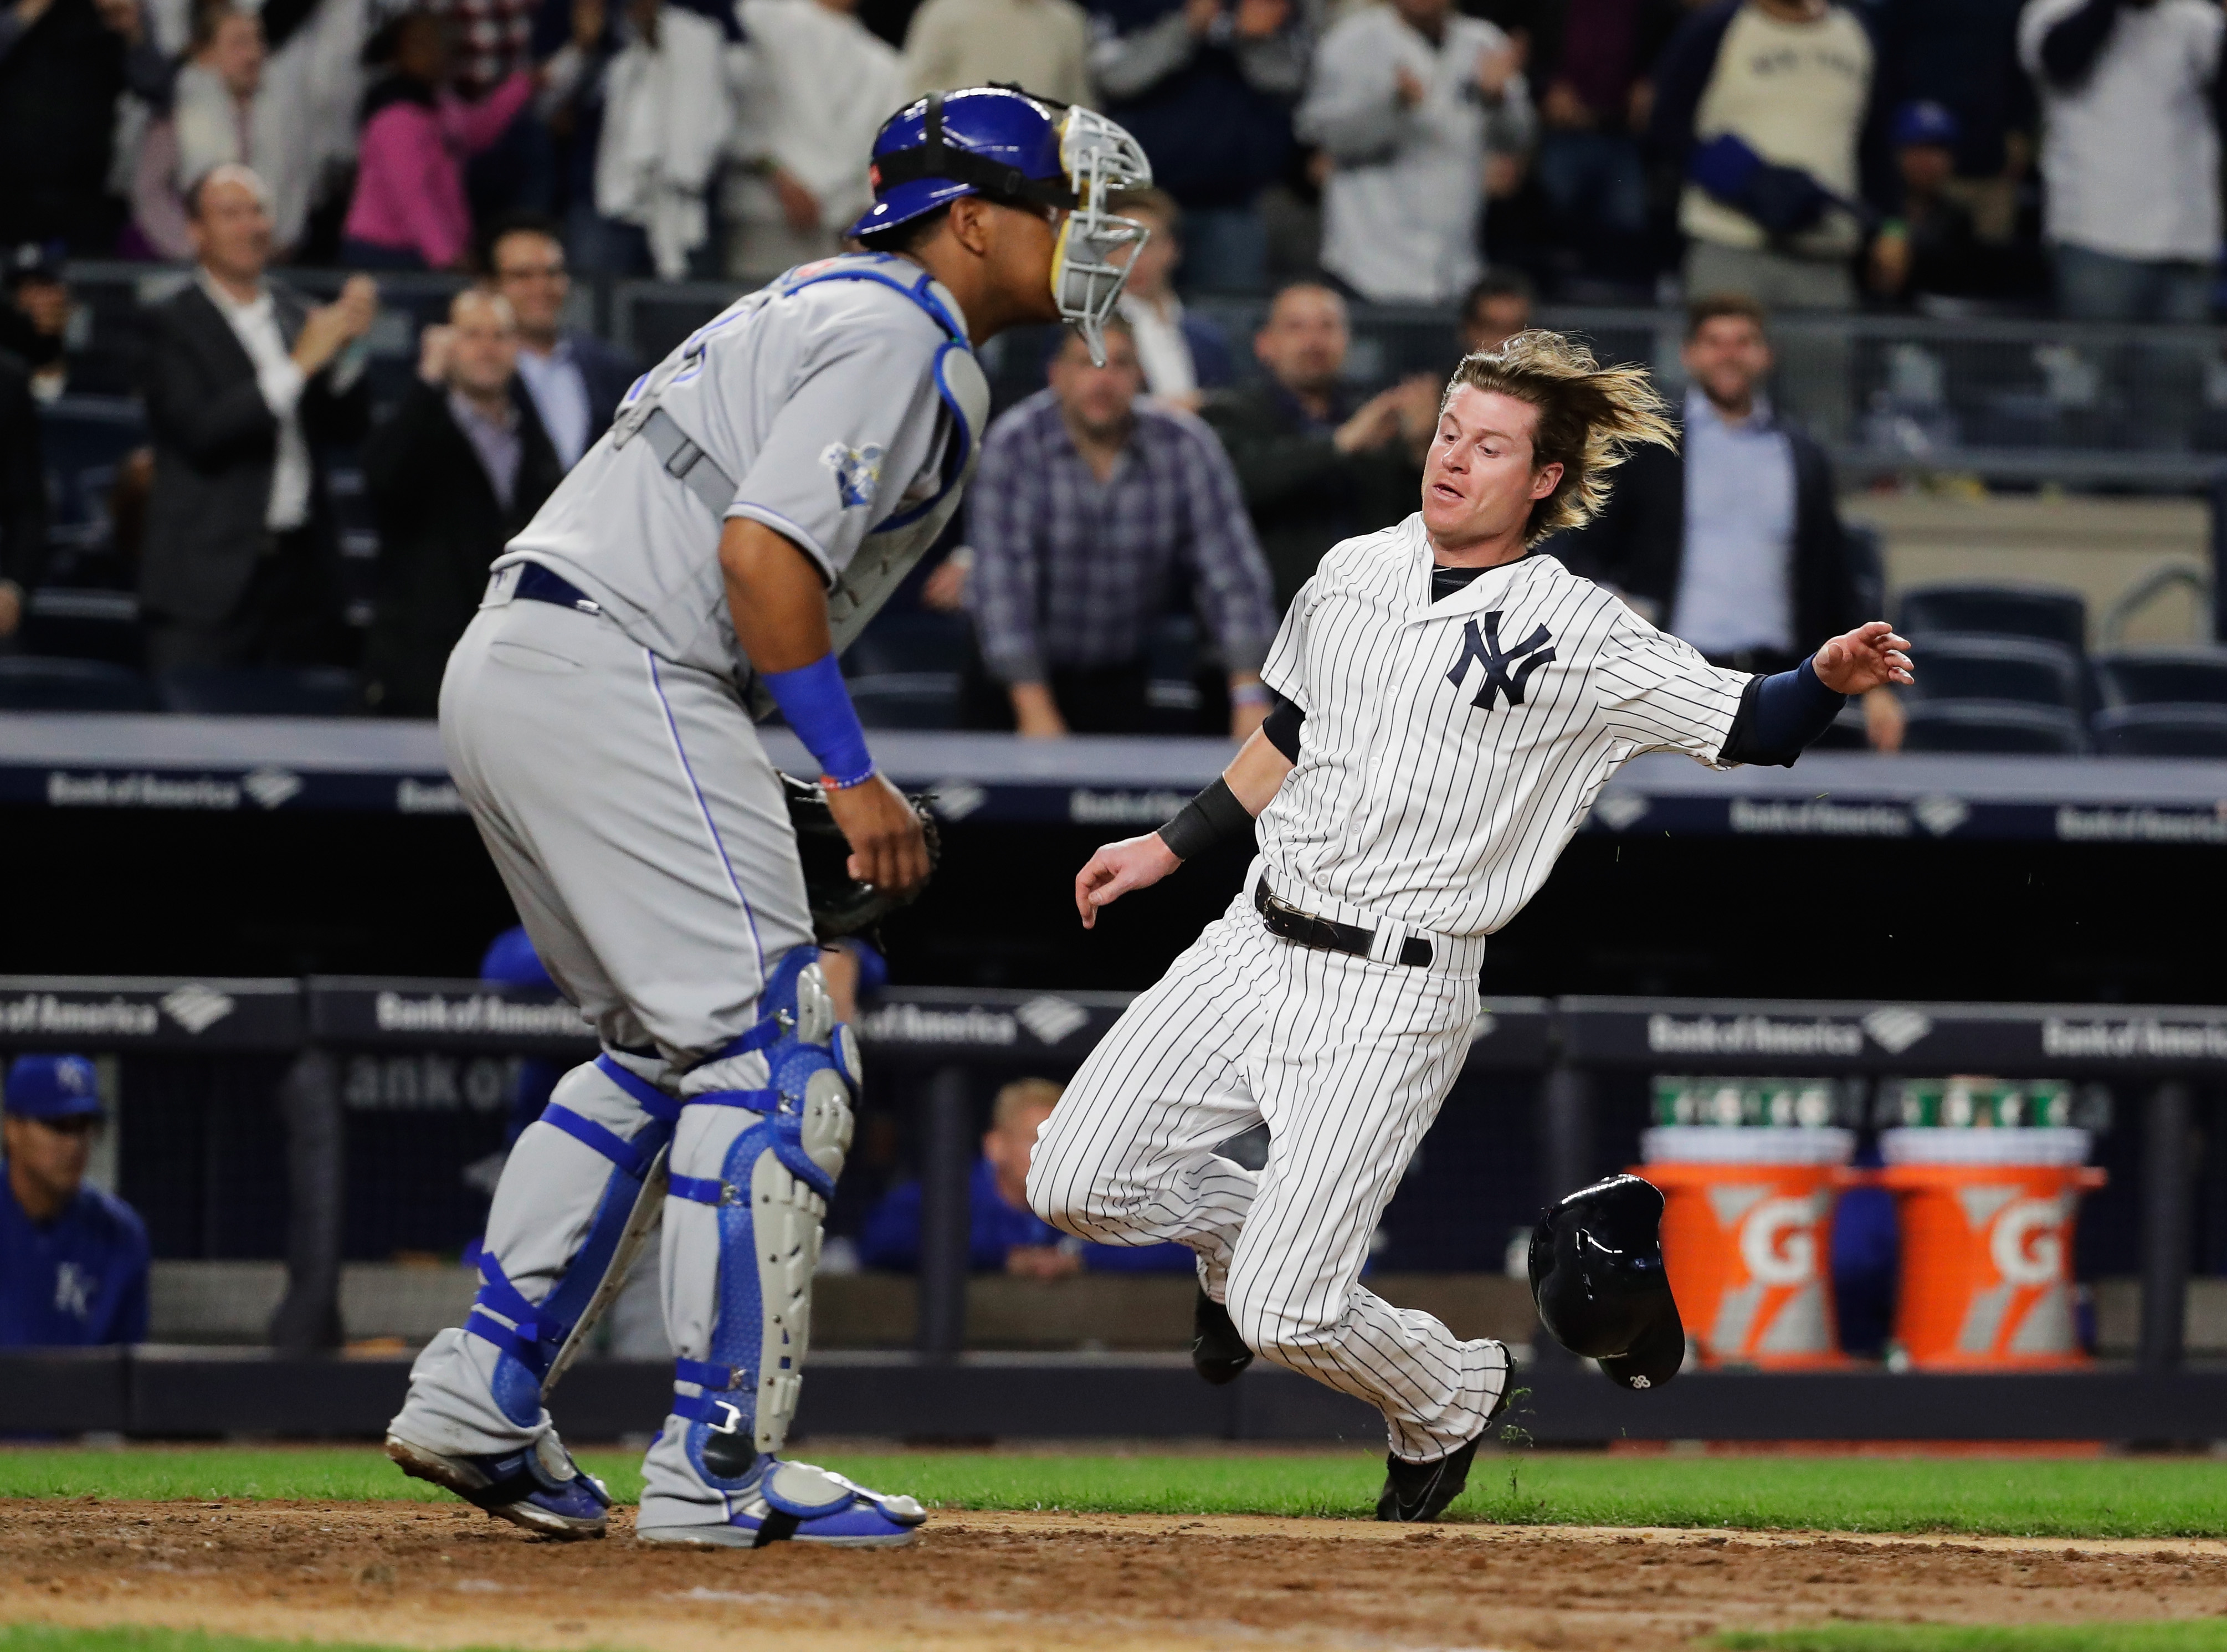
544 1052 674 1135
1224 1268 1337 1366
1023 1151 1087 1235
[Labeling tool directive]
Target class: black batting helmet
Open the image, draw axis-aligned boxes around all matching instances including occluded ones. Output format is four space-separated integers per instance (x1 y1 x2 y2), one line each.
1527 1173 1685 1389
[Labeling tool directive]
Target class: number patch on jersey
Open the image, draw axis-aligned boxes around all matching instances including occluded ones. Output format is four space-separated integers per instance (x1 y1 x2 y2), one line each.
1445 610 1557 712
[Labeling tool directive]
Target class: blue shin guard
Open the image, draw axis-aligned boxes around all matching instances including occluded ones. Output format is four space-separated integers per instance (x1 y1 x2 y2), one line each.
640 946 922 1547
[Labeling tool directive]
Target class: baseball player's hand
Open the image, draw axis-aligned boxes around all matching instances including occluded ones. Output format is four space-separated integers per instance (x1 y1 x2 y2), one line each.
824 773 931 896
1075 834 1180 928
1813 622 1913 695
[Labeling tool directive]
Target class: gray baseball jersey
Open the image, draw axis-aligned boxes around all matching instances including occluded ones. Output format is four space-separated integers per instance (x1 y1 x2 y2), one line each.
393 258 988 1516
1257 515 1751 941
497 253 989 676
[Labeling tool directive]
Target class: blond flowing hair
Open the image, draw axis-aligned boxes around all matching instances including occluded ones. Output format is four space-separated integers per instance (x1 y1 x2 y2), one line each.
1440 329 1677 546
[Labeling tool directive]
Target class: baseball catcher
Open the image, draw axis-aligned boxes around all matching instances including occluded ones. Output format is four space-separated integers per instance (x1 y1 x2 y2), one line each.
382 85 1150 1547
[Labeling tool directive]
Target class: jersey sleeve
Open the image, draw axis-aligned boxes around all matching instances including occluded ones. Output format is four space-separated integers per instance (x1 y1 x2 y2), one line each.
725 308 947 583
1591 606 1752 767
1259 576 1316 710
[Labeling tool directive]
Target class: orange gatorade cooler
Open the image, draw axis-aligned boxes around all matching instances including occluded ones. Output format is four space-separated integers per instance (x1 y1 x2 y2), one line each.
1634 1126 1855 1368
1878 1127 2105 1369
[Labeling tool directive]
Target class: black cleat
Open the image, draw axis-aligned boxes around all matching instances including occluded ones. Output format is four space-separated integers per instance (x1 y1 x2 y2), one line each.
1190 1286 1253 1385
1376 1436 1479 1523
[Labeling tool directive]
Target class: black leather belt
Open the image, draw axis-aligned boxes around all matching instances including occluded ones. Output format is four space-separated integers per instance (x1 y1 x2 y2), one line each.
512 562 602 613
1254 876 1433 968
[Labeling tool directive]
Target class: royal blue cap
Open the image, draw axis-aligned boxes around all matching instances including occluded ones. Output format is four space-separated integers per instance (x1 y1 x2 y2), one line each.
479 925 554 991
1892 100 1961 150
4 1054 102 1120
849 86 1070 242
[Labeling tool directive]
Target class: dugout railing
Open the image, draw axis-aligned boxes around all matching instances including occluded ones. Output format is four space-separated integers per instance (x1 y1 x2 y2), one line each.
4 977 2226 1442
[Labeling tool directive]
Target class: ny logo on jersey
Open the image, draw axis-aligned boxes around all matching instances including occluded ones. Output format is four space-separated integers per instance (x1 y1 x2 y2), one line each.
1445 610 1556 712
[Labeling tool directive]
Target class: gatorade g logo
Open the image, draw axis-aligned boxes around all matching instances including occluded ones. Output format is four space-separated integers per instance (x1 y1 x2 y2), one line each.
1738 1197 1819 1287
1989 1196 2069 1287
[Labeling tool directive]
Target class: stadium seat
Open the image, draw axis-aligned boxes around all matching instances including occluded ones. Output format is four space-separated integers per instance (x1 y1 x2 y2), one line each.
2091 648 2227 709
38 396 148 552
843 611 969 730
1896 582 2088 652
156 665 362 716
1900 701 2086 755
1903 633 2085 710
2091 704 2227 757
1143 614 1203 728
19 587 142 666
0 655 156 711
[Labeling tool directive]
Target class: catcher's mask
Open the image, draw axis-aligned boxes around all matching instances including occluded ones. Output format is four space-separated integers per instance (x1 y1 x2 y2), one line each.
1527 1173 1686 1389
851 85 1152 366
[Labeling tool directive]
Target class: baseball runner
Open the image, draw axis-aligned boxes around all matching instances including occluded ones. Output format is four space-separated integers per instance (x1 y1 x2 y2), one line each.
383 84 1151 1548
1029 329 1913 1521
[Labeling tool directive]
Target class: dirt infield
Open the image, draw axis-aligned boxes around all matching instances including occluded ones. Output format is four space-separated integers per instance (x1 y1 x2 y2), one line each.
6 1502 2227 1652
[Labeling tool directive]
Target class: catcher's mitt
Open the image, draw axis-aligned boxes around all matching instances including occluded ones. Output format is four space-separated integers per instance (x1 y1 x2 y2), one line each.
780 771 942 941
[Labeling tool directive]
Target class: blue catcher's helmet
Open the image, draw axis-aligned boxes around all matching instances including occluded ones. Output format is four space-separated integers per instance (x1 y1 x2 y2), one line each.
849 85 1152 366
850 85 1071 240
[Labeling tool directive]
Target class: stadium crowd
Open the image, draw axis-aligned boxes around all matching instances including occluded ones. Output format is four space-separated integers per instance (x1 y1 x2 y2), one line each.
0 0 2219 738
2 0 2216 304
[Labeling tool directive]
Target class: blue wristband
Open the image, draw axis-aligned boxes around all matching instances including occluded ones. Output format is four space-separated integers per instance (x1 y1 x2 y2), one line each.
761 654 874 788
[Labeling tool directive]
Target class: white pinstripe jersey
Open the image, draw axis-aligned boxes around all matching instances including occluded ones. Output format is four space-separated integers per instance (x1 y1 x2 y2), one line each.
1256 514 1752 940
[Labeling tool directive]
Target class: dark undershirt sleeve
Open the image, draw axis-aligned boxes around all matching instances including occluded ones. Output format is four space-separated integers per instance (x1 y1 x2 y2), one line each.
1717 657 1849 768
1263 697 1305 762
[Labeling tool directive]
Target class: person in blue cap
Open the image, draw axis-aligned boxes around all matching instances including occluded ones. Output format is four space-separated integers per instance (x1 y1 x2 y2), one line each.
386 85 1153 1548
1868 100 1988 302
0 1055 149 1348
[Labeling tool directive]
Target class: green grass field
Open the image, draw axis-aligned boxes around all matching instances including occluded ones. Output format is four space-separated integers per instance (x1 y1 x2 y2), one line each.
1718 1629 2227 1652
4 1446 2227 1537
12 1613 2227 1652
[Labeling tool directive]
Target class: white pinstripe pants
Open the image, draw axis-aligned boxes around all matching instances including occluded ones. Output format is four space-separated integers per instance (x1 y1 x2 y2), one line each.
1027 889 1509 1461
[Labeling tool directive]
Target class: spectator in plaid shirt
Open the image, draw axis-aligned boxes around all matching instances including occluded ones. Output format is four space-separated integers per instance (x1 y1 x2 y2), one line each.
965 315 1279 739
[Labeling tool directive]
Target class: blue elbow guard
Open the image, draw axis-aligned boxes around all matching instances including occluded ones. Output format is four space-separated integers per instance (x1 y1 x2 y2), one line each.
762 654 874 788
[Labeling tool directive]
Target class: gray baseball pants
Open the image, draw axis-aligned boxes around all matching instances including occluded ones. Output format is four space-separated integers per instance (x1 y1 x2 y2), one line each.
387 590 817 1530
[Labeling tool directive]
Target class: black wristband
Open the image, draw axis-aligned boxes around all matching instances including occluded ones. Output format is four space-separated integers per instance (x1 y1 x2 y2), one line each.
1157 776 1255 861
